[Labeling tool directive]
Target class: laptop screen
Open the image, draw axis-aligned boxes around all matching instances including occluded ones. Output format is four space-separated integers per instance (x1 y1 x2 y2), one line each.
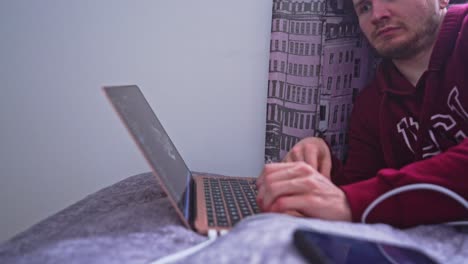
104 85 192 222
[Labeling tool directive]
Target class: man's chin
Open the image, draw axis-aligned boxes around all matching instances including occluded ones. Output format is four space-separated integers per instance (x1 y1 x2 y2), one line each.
375 42 416 59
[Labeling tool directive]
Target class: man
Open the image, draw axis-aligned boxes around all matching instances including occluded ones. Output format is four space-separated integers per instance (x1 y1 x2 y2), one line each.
256 0 468 228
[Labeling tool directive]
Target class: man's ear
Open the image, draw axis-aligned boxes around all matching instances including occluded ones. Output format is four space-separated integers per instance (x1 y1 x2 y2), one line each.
439 0 450 9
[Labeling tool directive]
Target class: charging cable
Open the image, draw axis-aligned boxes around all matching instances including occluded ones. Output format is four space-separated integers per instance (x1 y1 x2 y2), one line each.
363 184 468 264
361 183 468 225
149 229 223 264
151 184 466 263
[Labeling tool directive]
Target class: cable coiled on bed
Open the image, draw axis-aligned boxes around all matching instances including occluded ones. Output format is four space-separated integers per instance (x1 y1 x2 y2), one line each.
361 183 468 226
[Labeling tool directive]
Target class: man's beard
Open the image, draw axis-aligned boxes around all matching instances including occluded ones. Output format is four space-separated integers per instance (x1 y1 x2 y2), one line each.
372 12 442 60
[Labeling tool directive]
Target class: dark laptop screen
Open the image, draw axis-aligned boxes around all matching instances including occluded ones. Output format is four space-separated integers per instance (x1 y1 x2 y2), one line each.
104 85 192 222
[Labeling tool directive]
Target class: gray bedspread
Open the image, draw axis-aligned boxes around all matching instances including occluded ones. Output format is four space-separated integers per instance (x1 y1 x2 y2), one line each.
1 172 467 264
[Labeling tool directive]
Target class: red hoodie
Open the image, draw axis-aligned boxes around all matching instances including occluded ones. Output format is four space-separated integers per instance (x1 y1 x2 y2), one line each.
332 4 468 228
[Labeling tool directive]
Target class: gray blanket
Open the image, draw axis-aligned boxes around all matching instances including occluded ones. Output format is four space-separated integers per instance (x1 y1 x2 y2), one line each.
1 172 467 264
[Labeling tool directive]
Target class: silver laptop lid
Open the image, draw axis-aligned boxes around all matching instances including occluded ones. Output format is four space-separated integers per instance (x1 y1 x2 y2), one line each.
103 85 193 226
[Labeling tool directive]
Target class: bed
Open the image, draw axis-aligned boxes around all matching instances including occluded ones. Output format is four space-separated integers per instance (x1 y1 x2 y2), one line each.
1 172 467 264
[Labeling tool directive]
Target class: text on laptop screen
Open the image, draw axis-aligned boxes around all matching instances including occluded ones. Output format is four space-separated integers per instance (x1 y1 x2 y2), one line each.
104 86 192 221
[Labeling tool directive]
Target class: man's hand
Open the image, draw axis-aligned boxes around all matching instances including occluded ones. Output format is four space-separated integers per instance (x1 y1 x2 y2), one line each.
256 162 352 222
283 137 332 179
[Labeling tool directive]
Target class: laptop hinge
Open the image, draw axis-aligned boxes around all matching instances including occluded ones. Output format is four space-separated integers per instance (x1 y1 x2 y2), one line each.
189 175 196 228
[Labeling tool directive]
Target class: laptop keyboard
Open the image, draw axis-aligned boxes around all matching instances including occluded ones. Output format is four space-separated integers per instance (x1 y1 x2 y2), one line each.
203 178 260 227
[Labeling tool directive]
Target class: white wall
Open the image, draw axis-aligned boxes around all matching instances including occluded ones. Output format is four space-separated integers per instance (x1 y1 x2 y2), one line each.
0 0 272 242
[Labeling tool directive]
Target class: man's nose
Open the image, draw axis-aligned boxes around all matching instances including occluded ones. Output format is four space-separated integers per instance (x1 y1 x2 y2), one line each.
370 1 391 25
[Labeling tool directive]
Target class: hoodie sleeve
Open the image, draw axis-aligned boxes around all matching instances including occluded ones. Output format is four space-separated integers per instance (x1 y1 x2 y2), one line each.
330 82 468 228
341 138 468 227
329 5 468 227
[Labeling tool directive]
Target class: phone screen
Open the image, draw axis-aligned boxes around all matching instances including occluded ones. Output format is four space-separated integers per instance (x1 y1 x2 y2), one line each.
293 229 439 264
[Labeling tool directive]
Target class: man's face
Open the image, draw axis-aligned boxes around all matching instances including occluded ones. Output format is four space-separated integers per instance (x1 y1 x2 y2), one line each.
353 0 446 59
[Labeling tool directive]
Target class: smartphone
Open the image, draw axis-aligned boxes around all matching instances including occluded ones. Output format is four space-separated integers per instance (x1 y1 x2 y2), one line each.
293 228 439 264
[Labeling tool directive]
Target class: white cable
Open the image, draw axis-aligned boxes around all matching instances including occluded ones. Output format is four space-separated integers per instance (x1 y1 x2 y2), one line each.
361 183 468 224
149 229 219 264
443 221 468 227
377 244 400 264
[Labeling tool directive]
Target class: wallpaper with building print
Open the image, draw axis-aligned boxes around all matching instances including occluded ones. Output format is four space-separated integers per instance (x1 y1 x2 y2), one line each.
265 0 378 163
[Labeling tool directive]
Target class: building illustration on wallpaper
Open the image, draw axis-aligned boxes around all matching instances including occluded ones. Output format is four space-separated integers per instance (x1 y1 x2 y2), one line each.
265 0 376 162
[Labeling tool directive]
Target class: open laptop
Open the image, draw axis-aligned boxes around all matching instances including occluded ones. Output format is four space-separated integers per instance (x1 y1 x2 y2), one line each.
103 85 259 235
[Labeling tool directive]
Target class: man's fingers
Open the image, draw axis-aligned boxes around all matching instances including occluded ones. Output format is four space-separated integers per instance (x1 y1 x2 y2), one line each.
268 194 311 215
283 145 307 163
318 157 332 178
257 163 284 187
262 177 312 210
283 210 305 217
303 149 319 170
283 151 299 163
283 145 321 171
256 162 300 187
256 184 265 210
257 163 315 210
269 186 352 221
256 165 300 206
282 153 292 162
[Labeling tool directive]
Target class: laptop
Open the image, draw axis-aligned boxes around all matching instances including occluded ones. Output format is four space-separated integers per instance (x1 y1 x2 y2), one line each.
103 85 259 235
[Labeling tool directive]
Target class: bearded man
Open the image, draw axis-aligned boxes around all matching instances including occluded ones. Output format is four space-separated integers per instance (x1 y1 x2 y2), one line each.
257 0 468 227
